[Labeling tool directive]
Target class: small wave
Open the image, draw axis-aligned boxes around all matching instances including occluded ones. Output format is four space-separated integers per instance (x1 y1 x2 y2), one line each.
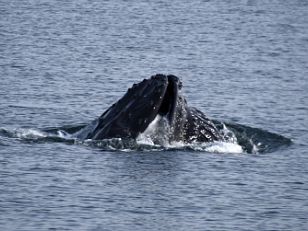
214 121 292 153
0 127 74 144
14 128 48 139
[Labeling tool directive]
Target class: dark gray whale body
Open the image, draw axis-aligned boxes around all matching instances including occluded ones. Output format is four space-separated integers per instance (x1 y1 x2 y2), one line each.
77 74 222 143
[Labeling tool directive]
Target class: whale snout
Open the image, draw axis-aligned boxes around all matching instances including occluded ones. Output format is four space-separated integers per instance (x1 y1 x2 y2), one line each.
149 74 182 124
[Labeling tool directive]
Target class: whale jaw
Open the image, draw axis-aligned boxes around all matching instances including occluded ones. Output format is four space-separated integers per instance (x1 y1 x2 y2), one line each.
87 74 182 140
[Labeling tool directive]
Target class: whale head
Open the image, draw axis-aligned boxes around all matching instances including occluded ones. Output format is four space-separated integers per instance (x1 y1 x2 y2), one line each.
77 74 222 143
88 74 184 140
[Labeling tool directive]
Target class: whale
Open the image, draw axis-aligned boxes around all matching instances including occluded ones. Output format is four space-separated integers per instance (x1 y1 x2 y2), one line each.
75 74 223 143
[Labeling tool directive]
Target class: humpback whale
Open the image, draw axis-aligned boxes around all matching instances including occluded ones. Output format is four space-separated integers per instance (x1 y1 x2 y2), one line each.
76 74 222 143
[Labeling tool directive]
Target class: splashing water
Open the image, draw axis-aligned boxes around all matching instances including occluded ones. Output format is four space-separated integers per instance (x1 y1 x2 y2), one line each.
0 118 291 154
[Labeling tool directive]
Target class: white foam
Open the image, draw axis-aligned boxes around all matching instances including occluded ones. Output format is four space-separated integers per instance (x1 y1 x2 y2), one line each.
250 140 260 154
163 141 243 154
14 128 47 139
13 128 72 140
202 141 243 154
56 130 72 139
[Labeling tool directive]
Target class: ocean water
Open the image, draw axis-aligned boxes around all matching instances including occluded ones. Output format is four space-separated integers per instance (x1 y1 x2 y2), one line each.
1 0 308 230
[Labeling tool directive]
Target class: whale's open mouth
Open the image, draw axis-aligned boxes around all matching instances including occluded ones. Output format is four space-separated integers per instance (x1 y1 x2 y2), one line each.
157 75 179 124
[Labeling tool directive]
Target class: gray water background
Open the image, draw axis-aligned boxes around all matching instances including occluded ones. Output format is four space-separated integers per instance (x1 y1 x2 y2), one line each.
1 0 308 230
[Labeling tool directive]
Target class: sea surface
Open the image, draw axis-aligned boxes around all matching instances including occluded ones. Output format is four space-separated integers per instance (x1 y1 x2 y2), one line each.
1 0 308 230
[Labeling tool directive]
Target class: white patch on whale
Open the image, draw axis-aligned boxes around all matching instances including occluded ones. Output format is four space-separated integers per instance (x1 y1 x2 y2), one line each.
136 115 170 146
